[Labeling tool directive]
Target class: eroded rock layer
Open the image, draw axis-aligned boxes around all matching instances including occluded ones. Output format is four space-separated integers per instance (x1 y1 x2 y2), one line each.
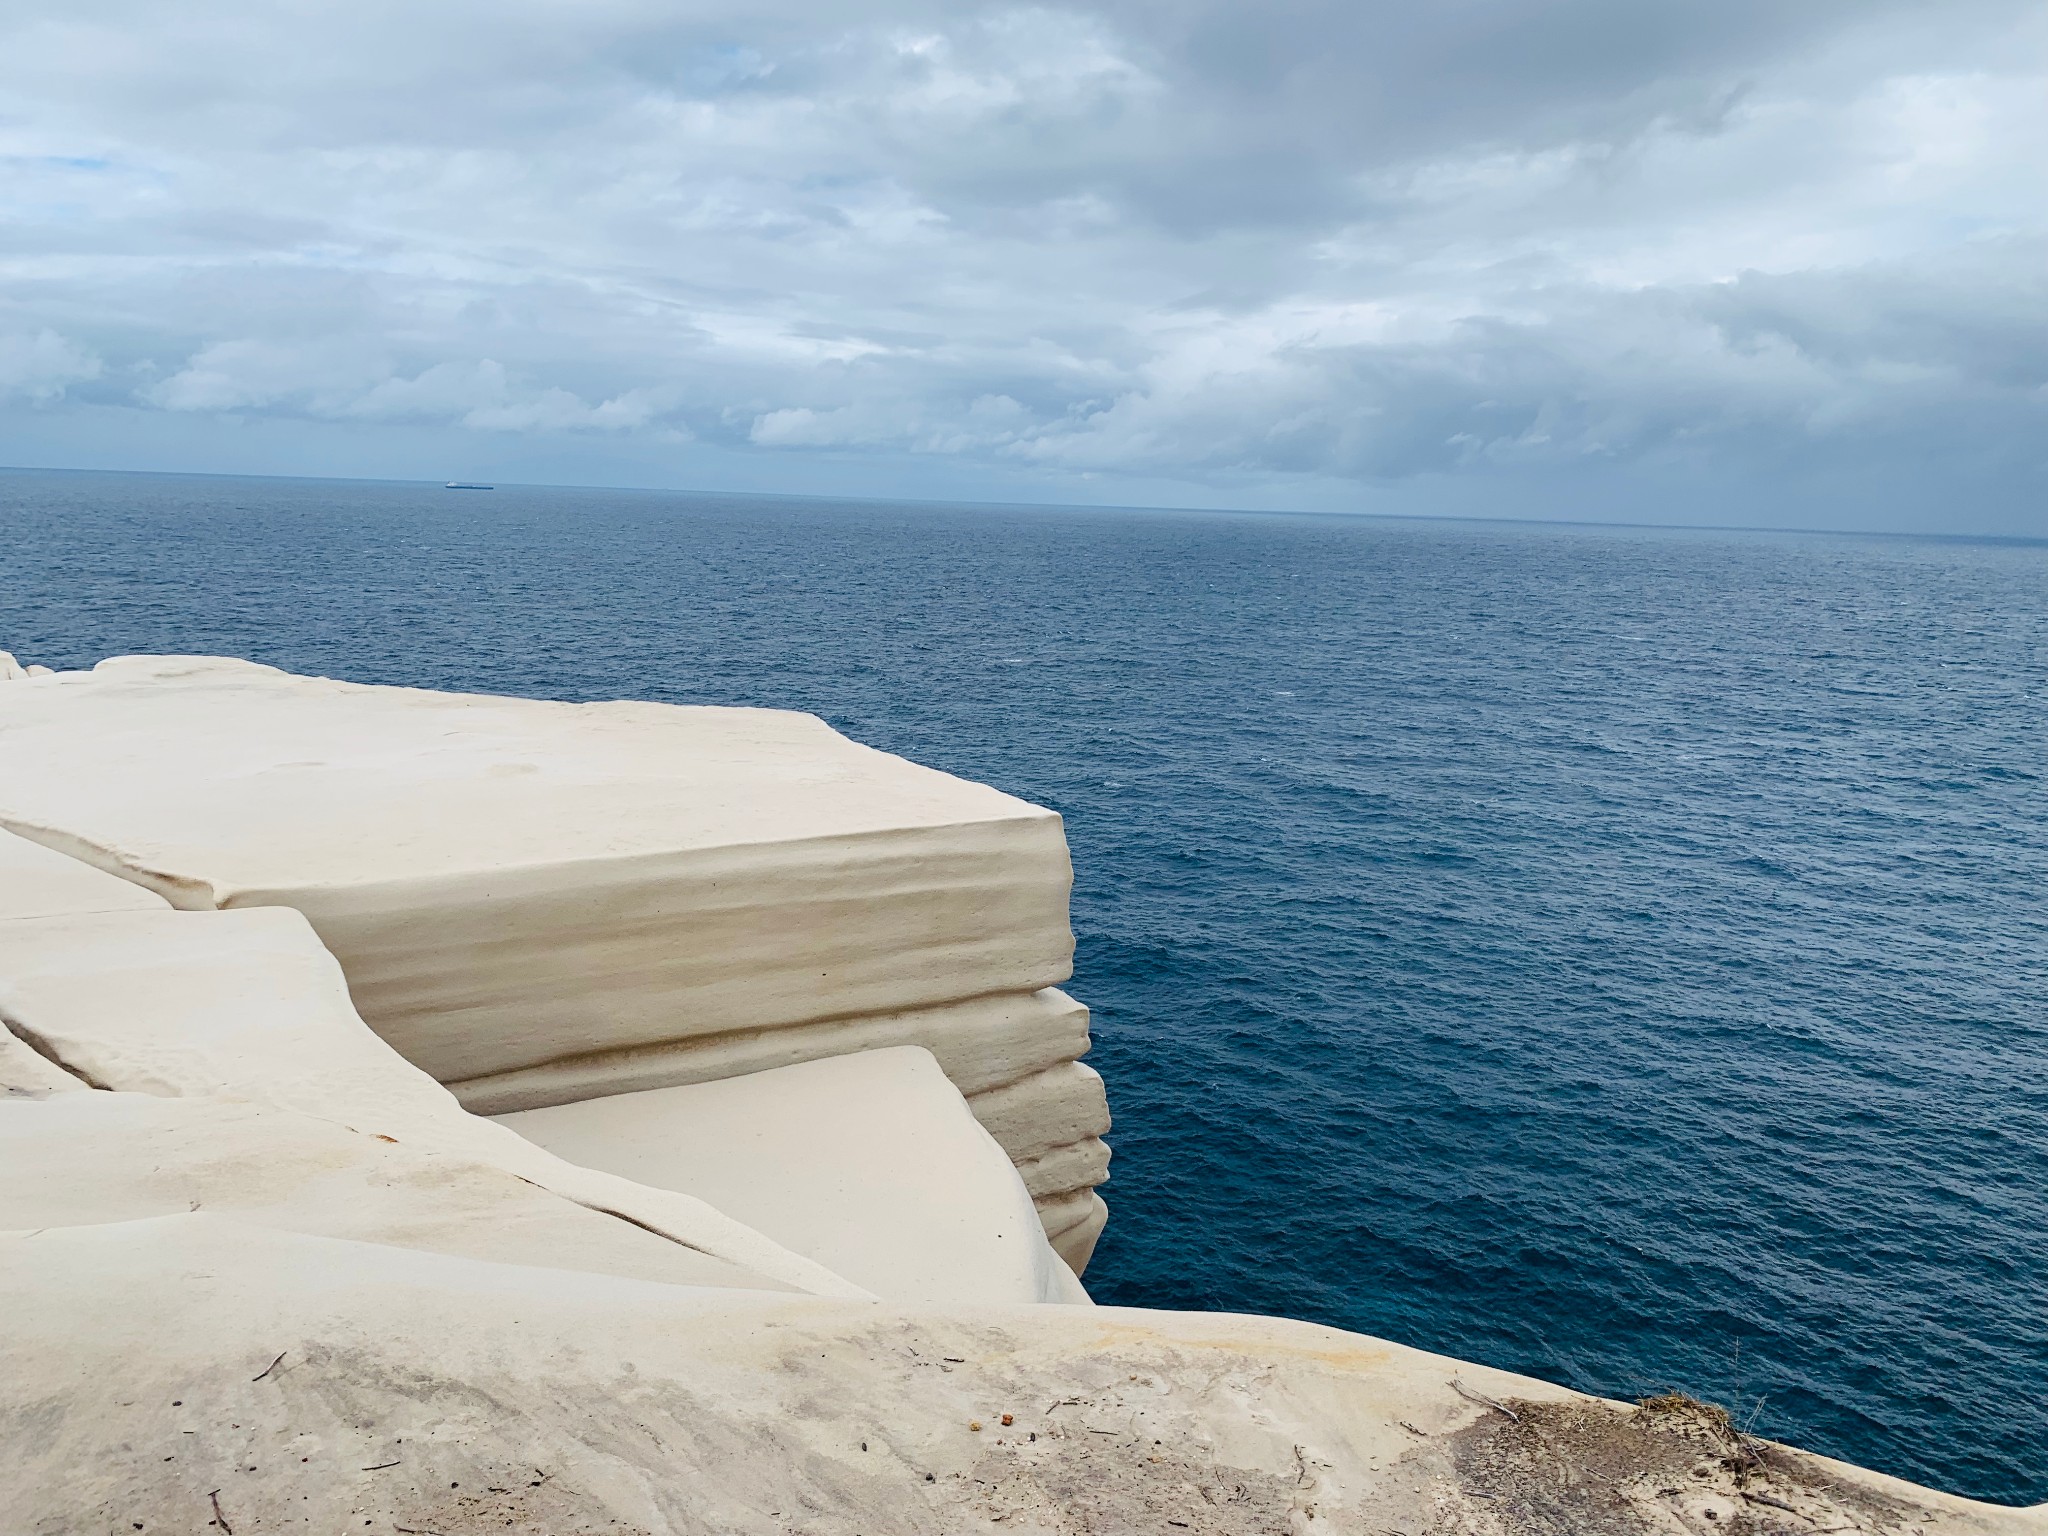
0 655 1111 1261
6 1215 2037 1536
495 1047 1082 1305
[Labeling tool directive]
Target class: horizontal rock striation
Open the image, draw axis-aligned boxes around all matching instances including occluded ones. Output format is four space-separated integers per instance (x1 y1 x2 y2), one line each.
452 984 1112 1271
0 655 1111 1267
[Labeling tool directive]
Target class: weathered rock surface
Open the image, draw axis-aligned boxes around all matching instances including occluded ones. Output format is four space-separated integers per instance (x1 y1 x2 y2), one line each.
5 1215 2037 1536
498 1046 1087 1306
0 655 1111 1258
0 1090 799 1293
0 824 169 920
0 904 863 1297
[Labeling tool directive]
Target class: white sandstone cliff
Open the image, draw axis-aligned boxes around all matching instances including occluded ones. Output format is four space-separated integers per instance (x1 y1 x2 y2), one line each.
2 651 2041 1536
0 653 1111 1270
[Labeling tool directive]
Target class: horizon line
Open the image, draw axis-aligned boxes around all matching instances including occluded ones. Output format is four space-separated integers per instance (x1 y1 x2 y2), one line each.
4 460 2043 551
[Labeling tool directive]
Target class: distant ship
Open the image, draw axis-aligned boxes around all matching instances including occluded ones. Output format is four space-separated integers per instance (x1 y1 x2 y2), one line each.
444 481 495 491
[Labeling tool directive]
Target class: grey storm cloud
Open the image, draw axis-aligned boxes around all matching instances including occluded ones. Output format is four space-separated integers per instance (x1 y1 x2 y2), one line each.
1 0 2043 524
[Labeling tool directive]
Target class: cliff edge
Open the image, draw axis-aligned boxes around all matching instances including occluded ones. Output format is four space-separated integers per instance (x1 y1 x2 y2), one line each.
0 652 1110 1272
2 651 2039 1534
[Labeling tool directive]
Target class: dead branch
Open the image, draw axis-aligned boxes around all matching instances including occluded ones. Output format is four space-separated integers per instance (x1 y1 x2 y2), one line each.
1450 1378 1521 1424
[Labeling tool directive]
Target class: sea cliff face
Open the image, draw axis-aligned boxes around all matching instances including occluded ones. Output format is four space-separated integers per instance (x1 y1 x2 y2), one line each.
1 651 2039 1534
0 652 1110 1272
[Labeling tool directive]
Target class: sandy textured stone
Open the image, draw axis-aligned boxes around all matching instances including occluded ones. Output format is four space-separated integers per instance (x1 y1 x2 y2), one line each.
0 654 2034 1527
968 1059 1110 1164
466 993 1113 1275
1012 1137 1113 1201
0 1027 84 1096
1034 1187 1112 1270
0 1090 796 1292
0 825 170 921
0 655 1074 1081
0 905 865 1297
498 1047 1084 1306
5 1215 2035 1536
451 986 1094 1114
1044 1191 1110 1274
0 655 1112 1254
957 1060 1112 1269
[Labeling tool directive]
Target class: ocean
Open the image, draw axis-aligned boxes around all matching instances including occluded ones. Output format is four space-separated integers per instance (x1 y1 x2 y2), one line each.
5 468 2044 1503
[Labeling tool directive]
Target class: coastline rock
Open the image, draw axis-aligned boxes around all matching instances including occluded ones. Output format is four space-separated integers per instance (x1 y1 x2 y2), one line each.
497 1046 1085 1305
6 1214 2037 1535
0 824 170 920
0 904 864 1297
0 654 1111 1259
0 1090 800 1292
2 650 2039 1529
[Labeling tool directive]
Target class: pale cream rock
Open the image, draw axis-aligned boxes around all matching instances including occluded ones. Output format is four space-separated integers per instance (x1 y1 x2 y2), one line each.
968 1062 1111 1267
0 655 1074 1082
954 1059 1114 1263
0 1026 84 1095
0 662 2033 1525
966 1056 1114 1253
1012 1136 1113 1200
0 825 170 920
458 985 1115 1274
0 1090 797 1292
451 985 1096 1113
6 1215 2037 1536
0 905 867 1298
1035 1187 1111 1273
969 1058 1110 1164
0 653 1112 1258
498 1047 1086 1306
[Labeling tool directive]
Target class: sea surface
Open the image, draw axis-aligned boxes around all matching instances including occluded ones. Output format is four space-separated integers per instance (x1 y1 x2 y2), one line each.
5 468 2045 1504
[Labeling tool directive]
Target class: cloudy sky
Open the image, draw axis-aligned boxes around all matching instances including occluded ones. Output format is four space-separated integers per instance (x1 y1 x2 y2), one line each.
3 0 2043 530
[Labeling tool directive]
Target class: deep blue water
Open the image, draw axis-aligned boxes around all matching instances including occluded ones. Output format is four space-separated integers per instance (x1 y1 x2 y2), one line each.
4 468 2045 1504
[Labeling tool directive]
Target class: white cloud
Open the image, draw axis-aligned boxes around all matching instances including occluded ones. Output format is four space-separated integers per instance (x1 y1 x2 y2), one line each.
345 360 510 422
148 339 385 413
0 0 2041 522
0 329 102 401
148 347 678 434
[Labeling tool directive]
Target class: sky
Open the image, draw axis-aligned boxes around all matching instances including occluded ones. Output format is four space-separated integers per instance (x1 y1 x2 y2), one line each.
1 0 2044 532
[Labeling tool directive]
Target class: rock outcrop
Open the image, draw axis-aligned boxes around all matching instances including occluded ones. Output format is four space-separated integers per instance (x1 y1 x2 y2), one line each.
0 654 1110 1269
496 1046 1079 1306
3 652 2041 1534
6 1213 2040 1535
0 899 864 1297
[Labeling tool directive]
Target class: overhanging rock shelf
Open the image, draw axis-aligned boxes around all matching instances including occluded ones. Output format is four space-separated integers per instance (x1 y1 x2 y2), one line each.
0 654 1110 1272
